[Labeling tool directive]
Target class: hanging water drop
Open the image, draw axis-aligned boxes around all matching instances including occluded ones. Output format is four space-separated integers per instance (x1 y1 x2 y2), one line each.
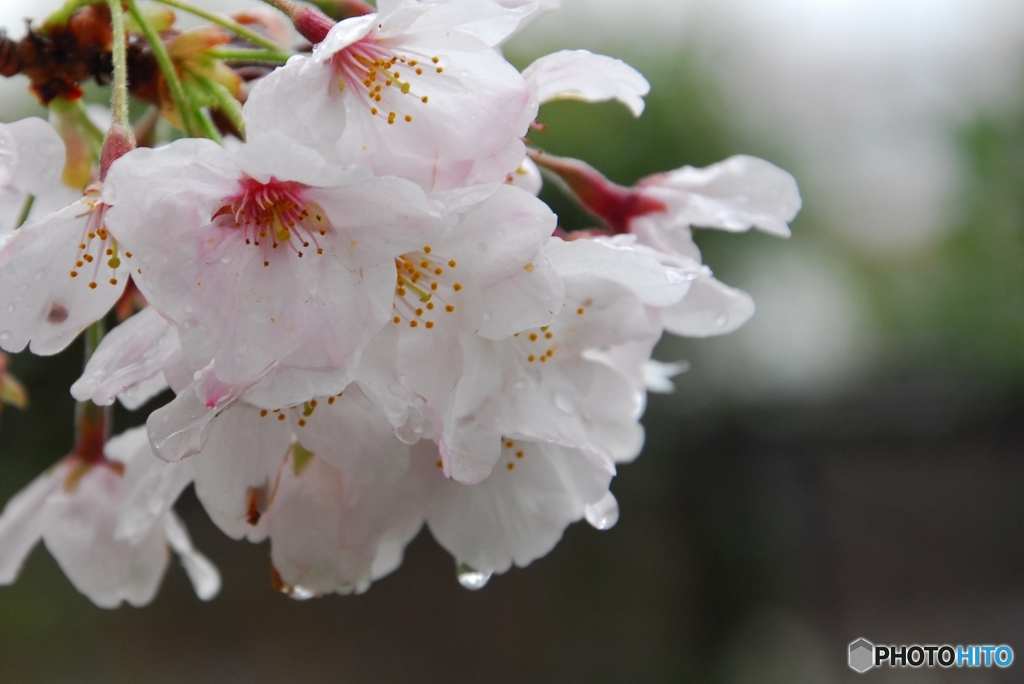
585 491 619 530
715 313 729 327
289 585 317 600
456 562 491 590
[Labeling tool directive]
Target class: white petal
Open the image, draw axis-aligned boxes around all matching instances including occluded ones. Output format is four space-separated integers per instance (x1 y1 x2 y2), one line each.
145 362 251 463
71 307 178 406
524 49 650 116
640 155 801 237
0 201 128 355
0 465 63 584
421 440 611 575
661 274 756 337
243 60 349 156
545 236 694 307
506 158 542 196
643 359 689 393
163 511 220 601
192 403 291 521
43 466 169 609
2 118 65 196
107 427 193 544
269 452 424 595
295 386 410 492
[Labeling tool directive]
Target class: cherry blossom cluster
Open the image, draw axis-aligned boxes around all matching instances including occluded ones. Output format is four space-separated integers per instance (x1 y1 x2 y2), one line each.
0 0 800 605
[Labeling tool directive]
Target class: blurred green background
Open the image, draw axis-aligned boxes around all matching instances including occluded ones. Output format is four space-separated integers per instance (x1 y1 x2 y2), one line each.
2 0 1024 681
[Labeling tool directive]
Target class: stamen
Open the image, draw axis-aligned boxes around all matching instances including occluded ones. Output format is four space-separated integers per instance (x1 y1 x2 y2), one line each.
212 177 329 265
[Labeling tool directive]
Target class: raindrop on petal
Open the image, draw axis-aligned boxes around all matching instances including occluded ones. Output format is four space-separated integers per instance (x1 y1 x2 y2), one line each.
289 585 317 600
456 562 491 590
585 491 619 531
554 391 576 414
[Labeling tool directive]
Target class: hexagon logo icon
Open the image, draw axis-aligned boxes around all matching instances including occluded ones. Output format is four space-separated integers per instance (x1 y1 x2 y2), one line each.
849 638 874 673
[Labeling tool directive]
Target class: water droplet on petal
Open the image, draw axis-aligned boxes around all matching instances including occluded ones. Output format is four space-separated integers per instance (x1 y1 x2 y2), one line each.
289 585 317 600
33 269 43 280
456 562 491 590
183 304 194 314
6 303 13 312
306 279 319 295
220 256 232 264
0 331 9 341
585 491 619 530
716 314 729 327
554 391 576 414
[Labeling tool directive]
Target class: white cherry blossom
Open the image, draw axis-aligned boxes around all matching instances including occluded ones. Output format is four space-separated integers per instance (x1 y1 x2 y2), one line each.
412 437 611 578
0 188 130 355
0 431 219 608
437 235 694 483
102 133 448 388
245 0 537 192
355 183 563 438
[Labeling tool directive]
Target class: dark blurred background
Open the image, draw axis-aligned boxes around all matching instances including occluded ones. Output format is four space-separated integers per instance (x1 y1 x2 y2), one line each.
3 0 1024 681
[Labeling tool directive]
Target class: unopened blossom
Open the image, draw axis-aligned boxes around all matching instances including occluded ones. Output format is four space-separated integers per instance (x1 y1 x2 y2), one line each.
102 133 447 391
244 0 537 191
0 428 219 608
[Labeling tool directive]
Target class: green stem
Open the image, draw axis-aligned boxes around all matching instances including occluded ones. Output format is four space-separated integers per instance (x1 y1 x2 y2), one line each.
259 0 299 16
128 0 197 137
84 319 104 361
194 75 246 140
106 0 131 131
196 109 223 144
151 0 288 51
206 47 292 64
15 195 35 228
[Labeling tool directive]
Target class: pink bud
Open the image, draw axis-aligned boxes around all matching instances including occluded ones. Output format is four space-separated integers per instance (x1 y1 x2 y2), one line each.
529 151 666 234
293 6 335 44
99 125 136 181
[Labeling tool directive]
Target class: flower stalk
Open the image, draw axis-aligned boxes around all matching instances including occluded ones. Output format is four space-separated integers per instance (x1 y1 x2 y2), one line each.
128 0 198 137
100 0 136 180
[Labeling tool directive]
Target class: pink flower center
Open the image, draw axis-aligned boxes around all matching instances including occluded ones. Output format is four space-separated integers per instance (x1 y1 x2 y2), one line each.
212 177 329 267
331 37 442 125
